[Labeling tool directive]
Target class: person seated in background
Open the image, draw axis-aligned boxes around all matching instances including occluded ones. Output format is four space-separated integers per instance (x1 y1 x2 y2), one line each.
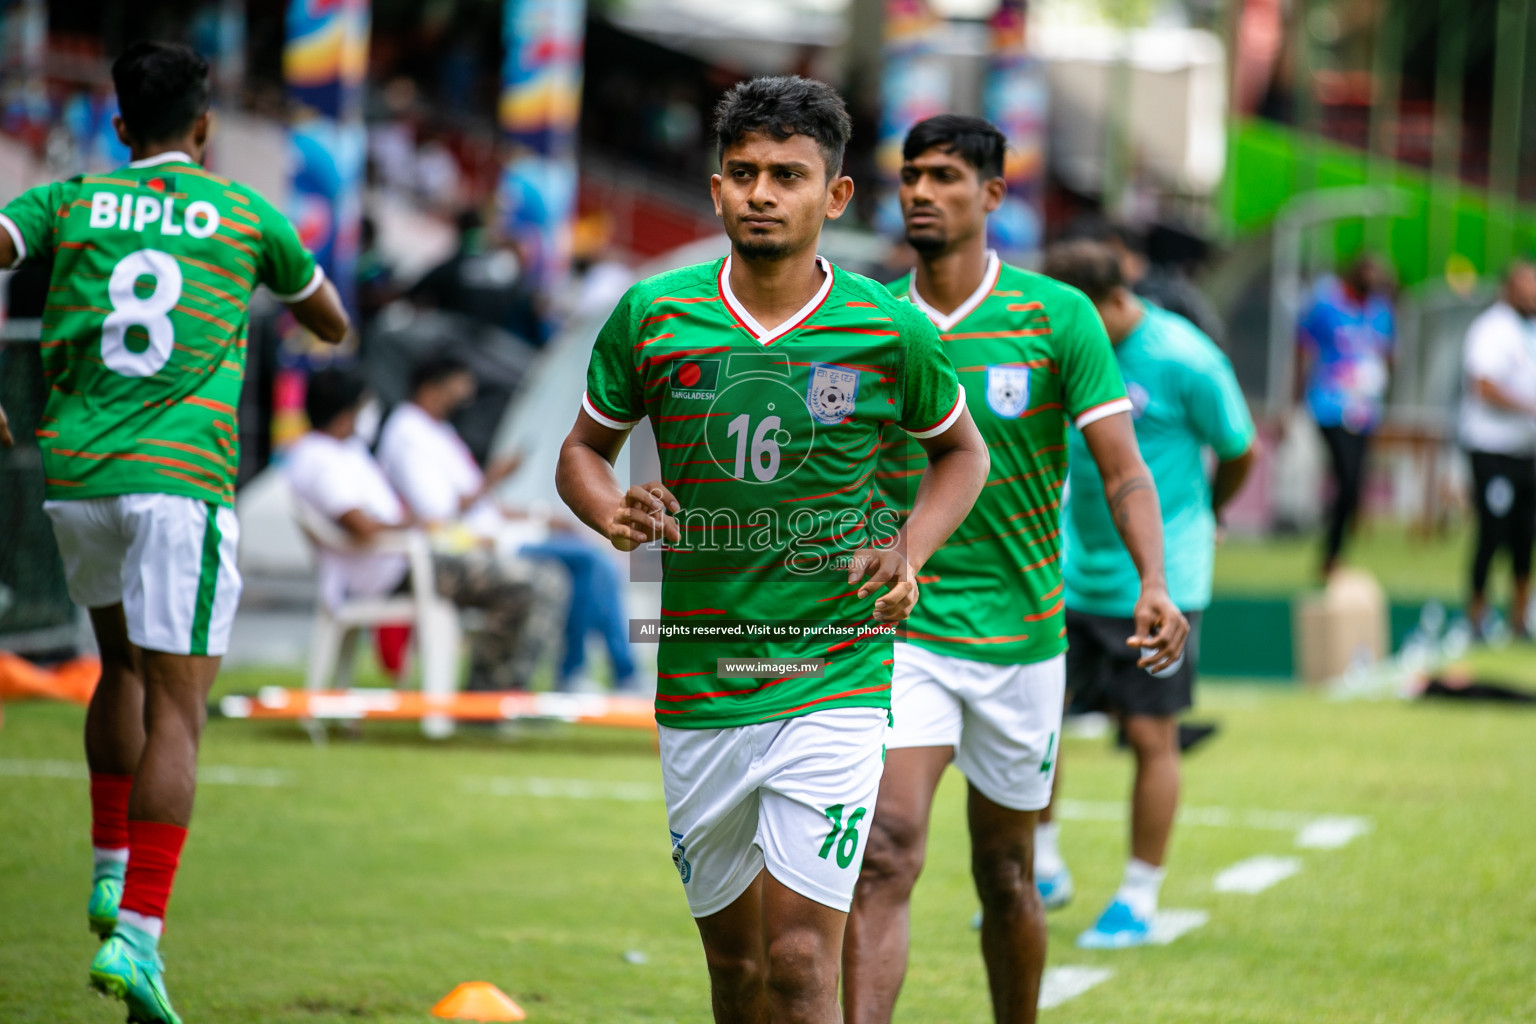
287 367 567 691
408 208 545 346
377 354 639 692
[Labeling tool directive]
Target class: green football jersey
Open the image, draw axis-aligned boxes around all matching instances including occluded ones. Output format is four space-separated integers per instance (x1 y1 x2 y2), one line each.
584 255 964 729
0 151 321 507
876 254 1129 665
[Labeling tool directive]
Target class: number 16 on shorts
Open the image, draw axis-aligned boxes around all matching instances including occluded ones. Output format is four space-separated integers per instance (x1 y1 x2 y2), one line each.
818 804 866 869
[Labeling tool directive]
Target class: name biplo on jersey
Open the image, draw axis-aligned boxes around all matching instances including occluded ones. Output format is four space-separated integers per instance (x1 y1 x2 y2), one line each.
0 152 322 507
876 253 1130 666
583 256 964 729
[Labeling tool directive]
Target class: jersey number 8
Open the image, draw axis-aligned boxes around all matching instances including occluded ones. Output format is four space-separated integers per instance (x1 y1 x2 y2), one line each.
102 249 183 377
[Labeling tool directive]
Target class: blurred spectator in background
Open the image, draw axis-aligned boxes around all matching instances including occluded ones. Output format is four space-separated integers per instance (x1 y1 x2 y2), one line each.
413 127 464 210
354 216 397 334
368 78 420 197
409 208 546 345
1139 223 1226 349
1063 216 1225 346
1458 261 1536 640
377 354 638 692
1295 255 1396 577
288 367 566 691
554 212 634 324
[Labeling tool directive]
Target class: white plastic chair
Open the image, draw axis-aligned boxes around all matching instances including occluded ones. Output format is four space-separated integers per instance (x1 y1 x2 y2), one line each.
291 496 462 739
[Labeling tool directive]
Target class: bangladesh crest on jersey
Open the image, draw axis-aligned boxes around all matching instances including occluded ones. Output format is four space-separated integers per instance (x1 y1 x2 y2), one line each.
985 364 1032 418
807 362 860 424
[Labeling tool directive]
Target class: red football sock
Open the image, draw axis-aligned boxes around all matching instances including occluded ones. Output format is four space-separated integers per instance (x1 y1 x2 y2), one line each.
89 773 133 851
120 820 188 926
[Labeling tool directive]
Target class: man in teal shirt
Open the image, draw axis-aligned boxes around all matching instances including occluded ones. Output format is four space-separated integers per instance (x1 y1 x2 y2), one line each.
1039 240 1257 948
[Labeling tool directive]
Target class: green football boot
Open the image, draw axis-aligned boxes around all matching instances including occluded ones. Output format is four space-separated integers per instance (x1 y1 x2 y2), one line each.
87 875 122 938
89 923 181 1024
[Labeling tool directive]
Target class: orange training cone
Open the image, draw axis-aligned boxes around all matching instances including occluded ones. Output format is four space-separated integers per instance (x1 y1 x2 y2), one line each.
431 982 527 1021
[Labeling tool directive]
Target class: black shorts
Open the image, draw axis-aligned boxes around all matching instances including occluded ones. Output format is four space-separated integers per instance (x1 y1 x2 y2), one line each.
1065 608 1202 718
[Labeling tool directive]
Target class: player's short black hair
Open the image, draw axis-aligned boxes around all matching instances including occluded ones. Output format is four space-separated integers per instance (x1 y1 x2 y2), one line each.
111 42 211 146
306 367 368 431
712 75 852 178
1040 239 1125 303
902 114 1008 180
409 352 473 395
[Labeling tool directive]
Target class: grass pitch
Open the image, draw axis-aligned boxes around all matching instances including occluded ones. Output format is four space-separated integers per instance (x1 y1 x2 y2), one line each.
2 675 1534 1024
1213 523 1475 601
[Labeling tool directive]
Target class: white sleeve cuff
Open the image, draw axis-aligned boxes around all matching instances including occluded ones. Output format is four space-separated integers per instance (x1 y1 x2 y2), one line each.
271 265 325 303
904 387 967 439
1074 397 1134 430
0 213 27 267
582 391 642 430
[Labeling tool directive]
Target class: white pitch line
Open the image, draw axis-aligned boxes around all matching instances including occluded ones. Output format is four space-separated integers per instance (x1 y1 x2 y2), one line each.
1039 966 1113 1010
0 758 291 787
1055 799 1371 848
1149 908 1209 945
1295 816 1373 849
462 776 662 802
1213 855 1302 894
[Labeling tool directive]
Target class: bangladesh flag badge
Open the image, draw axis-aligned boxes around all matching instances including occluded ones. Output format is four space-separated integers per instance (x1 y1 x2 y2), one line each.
669 358 721 398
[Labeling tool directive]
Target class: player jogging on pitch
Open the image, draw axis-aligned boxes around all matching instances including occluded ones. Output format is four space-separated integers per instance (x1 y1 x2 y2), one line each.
842 115 1187 1024
0 43 347 1022
556 78 989 1023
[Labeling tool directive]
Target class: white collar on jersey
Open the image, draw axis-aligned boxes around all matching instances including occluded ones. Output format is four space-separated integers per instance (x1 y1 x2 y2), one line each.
128 151 196 168
908 249 1002 333
718 253 834 346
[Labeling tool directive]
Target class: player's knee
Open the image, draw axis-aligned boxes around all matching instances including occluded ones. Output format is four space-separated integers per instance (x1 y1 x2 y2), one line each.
858 812 926 891
764 929 836 1004
1124 716 1178 759
703 947 765 1001
142 682 210 744
970 841 1034 911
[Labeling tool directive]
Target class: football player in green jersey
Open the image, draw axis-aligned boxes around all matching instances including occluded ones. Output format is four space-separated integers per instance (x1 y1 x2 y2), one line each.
842 116 1187 1024
556 78 989 1023
0 43 347 1023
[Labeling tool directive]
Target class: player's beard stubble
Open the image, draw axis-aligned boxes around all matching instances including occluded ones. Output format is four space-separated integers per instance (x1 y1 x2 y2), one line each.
905 222 949 256
733 235 795 261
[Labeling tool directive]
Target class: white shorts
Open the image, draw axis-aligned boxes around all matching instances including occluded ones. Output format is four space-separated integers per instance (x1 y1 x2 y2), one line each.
659 706 887 918
44 494 241 657
888 644 1064 812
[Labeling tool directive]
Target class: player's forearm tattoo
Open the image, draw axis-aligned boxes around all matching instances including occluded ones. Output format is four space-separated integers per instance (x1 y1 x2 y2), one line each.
1108 474 1154 525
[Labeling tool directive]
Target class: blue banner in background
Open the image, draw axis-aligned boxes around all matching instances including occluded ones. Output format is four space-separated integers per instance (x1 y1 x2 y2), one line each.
499 0 586 295
284 0 369 316
986 0 1046 259
877 0 951 239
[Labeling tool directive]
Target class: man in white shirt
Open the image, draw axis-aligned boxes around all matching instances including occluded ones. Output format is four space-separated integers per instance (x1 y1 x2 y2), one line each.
1459 261 1536 639
378 354 637 690
288 367 567 688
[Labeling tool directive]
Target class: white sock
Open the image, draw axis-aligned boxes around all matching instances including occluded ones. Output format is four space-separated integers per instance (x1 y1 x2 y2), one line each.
1034 822 1065 878
92 846 128 883
117 909 164 940
1115 858 1165 920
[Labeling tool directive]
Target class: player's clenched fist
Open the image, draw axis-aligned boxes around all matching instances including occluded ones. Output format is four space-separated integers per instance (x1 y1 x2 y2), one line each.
1126 585 1189 673
606 481 681 551
848 547 920 622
